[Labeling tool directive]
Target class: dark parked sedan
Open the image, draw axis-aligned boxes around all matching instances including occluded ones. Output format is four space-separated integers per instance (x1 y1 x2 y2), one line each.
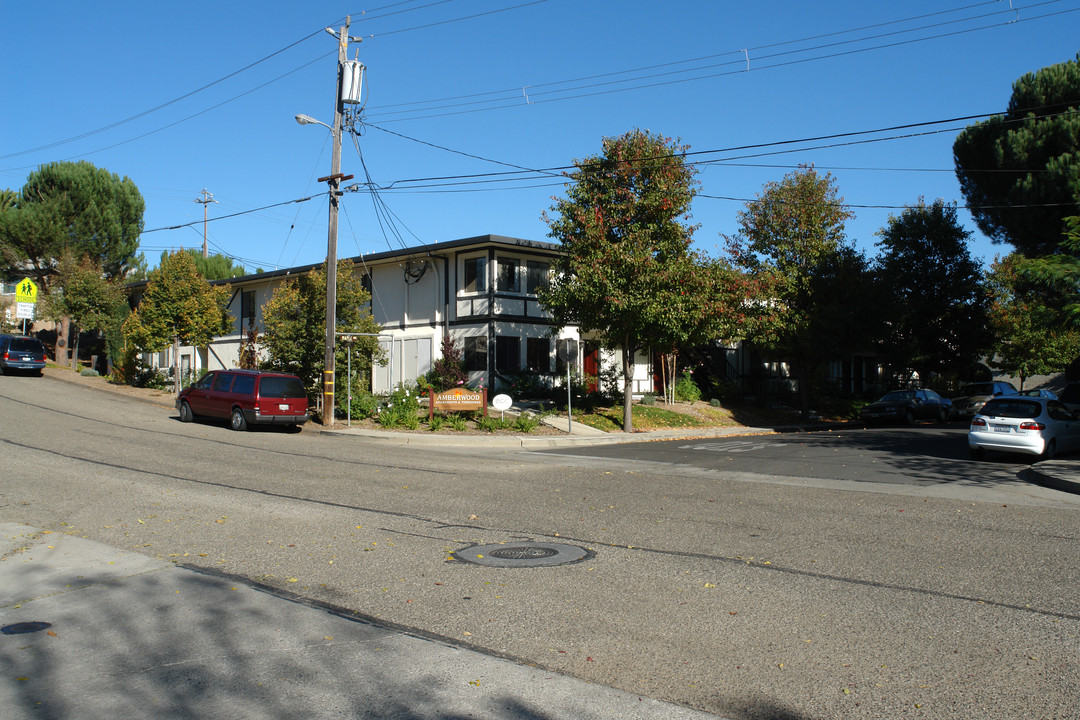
860 389 952 425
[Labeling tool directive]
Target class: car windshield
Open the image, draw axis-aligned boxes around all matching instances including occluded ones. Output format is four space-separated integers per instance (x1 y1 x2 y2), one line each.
881 391 913 402
978 399 1041 419
260 376 306 399
959 383 993 396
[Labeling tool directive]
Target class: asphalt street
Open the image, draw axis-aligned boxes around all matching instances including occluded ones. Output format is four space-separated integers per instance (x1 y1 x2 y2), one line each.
3 374 1080 720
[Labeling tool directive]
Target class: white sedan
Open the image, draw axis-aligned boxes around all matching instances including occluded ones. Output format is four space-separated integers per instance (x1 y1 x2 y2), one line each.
968 396 1080 461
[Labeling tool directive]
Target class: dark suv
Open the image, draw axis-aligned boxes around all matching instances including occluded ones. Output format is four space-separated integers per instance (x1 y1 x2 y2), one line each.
0 334 46 375
177 370 309 431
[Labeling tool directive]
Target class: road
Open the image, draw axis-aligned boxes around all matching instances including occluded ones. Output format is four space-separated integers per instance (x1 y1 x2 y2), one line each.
2 374 1079 720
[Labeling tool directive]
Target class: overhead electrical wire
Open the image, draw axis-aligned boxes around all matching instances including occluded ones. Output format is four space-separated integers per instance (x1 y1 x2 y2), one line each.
0 29 333 161
369 0 1012 114
365 1 1080 122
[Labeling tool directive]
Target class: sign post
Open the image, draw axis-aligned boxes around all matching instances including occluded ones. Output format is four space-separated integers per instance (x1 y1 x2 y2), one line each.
558 339 579 435
15 278 38 334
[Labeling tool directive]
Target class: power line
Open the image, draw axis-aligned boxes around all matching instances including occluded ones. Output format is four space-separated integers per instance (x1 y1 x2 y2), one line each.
366 2 1080 122
0 28 332 161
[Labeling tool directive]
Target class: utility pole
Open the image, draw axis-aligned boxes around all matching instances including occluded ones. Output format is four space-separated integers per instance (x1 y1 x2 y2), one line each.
194 188 218 258
316 17 361 427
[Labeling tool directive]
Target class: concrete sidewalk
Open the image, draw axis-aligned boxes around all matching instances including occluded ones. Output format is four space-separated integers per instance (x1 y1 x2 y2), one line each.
0 523 725 720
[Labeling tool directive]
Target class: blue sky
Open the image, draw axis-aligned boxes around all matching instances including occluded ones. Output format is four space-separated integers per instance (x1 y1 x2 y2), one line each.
2 1 1078 273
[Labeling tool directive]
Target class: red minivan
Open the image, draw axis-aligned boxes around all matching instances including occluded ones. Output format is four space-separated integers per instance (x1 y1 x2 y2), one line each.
177 370 309 431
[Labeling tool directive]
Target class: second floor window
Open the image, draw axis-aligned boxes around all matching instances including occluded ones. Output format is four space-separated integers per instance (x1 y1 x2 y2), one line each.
526 261 549 295
463 257 486 293
241 290 256 325
496 257 520 292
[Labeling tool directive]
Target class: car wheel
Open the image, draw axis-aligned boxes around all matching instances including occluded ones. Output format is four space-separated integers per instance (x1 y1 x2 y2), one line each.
1039 439 1057 462
969 446 985 460
179 401 193 423
905 409 915 425
230 408 248 431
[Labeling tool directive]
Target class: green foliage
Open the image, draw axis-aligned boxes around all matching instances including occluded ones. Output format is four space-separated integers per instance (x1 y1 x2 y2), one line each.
542 128 752 432
727 166 873 418
122 250 231 354
986 251 1080 386
476 415 508 432
873 198 991 380
0 160 144 288
427 414 447 431
260 259 383 410
446 413 470 431
40 253 128 367
953 52 1080 257
512 412 541 433
674 371 702 402
640 393 656 406
373 384 421 428
163 249 249 281
343 391 380 420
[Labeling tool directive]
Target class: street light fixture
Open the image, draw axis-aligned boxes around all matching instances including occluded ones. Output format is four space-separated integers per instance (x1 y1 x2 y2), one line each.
294 113 331 130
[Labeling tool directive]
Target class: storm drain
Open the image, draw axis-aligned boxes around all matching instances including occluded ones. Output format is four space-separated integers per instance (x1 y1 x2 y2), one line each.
453 542 592 568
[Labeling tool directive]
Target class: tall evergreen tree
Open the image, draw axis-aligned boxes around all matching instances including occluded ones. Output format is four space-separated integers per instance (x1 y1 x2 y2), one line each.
953 52 1080 257
873 199 991 382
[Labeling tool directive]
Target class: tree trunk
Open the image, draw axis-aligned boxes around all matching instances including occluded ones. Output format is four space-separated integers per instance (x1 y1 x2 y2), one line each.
54 316 72 365
71 324 80 371
622 339 634 433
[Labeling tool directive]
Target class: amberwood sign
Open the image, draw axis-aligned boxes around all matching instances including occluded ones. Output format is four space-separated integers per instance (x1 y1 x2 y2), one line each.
429 387 488 419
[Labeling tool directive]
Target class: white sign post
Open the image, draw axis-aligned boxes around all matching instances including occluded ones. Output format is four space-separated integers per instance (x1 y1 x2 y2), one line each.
492 393 512 420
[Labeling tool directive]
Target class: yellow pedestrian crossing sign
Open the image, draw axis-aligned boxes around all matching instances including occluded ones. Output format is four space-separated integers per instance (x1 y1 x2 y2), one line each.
16 277 38 304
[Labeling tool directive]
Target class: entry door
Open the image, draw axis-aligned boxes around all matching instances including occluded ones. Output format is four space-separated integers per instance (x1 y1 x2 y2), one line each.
584 341 600 394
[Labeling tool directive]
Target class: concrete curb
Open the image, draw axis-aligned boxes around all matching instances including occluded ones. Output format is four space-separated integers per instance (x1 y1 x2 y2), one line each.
316 424 782 448
1023 460 1080 496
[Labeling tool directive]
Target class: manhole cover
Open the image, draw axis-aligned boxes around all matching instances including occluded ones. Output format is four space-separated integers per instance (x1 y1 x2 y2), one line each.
1 622 52 635
453 542 592 568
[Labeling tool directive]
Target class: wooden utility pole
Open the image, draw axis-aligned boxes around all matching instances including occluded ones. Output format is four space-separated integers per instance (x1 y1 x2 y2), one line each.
194 188 217 258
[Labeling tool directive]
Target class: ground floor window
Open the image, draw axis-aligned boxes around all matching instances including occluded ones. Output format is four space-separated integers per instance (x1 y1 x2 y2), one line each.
495 336 520 372
463 336 487 371
526 337 550 373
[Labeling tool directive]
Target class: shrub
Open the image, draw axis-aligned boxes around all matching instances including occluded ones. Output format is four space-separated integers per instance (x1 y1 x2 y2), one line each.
446 413 470 431
512 412 541 433
428 414 446 431
372 383 422 428
476 415 507 432
675 371 702 403
80 367 100 377
426 336 468 392
640 393 656 406
347 392 381 419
